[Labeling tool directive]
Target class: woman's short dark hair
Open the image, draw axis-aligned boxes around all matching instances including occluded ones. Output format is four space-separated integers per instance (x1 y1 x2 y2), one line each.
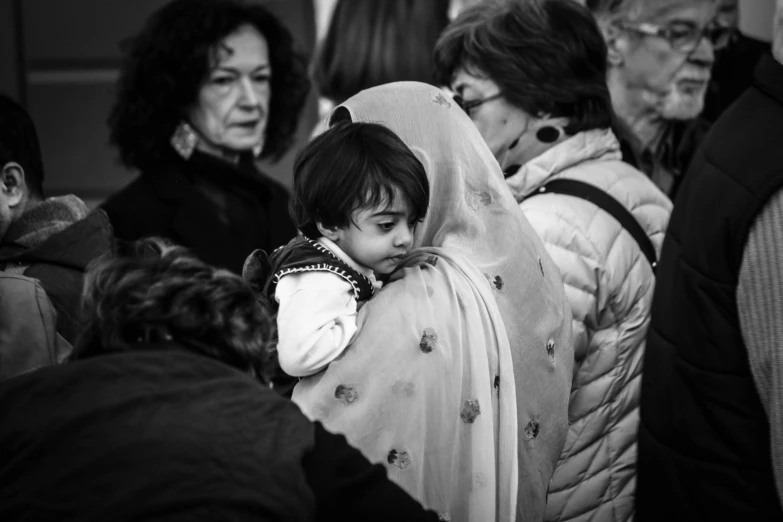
314 0 449 105
434 0 613 135
108 0 310 171
291 121 429 239
74 238 276 381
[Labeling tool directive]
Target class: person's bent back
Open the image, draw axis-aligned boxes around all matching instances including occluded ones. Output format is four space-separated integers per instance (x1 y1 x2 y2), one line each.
0 238 441 522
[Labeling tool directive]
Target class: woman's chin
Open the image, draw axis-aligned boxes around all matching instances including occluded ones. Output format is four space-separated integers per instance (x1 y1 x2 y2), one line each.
221 132 265 153
222 141 259 153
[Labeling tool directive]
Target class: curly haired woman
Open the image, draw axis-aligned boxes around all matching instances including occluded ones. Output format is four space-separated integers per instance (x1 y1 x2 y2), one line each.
102 0 311 273
0 238 443 521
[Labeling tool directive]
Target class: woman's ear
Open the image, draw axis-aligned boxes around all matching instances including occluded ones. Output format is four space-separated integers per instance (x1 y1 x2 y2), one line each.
1 162 27 208
316 222 343 242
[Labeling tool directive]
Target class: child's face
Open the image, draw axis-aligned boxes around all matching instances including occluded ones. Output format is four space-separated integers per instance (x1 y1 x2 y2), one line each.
331 197 417 275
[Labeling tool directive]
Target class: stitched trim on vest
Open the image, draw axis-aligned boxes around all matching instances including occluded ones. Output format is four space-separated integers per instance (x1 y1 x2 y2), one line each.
307 238 359 269
273 264 363 300
271 237 375 300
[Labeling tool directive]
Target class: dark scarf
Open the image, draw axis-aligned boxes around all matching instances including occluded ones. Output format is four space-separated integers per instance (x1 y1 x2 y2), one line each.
3 195 89 251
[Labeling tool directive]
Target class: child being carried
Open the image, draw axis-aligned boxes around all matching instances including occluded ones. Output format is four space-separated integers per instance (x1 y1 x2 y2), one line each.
244 121 429 378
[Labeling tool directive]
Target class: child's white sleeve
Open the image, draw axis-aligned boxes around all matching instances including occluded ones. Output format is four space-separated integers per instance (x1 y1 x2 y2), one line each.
274 271 359 377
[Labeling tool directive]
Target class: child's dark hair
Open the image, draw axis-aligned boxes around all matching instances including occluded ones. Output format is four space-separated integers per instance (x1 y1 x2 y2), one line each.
291 122 429 239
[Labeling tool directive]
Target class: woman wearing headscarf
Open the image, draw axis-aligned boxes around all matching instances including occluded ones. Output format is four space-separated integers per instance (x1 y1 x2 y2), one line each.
434 1 672 520
286 82 575 522
0 238 442 521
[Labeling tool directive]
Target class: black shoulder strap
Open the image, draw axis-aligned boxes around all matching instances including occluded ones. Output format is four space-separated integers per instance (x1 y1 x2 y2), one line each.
530 179 657 273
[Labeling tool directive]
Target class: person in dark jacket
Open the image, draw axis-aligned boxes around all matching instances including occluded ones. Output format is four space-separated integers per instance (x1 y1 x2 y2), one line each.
102 0 309 274
636 2 783 518
702 0 771 122
0 237 441 522
0 94 113 378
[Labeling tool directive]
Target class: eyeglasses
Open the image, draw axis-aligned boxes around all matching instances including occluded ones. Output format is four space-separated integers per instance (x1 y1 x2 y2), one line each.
618 20 735 54
453 92 502 116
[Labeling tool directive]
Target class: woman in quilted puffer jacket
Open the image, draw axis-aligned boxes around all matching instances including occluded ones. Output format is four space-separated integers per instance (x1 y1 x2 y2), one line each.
435 1 672 520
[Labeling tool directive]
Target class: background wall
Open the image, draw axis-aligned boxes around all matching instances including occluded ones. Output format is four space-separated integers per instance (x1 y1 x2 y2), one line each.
0 1 21 101
2 0 317 207
740 0 776 40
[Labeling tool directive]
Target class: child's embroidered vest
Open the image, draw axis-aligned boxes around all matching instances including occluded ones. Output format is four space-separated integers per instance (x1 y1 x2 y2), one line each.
243 236 375 309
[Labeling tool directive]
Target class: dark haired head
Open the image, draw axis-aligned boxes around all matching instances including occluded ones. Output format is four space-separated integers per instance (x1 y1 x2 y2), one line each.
434 0 613 135
0 94 44 198
291 121 429 239
74 237 276 382
108 0 310 171
314 0 449 105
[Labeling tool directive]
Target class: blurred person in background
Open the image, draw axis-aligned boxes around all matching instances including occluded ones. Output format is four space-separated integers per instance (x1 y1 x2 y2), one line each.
0 237 443 522
636 0 783 518
702 0 771 121
312 0 449 122
102 0 310 274
0 94 112 379
588 0 730 199
435 0 671 519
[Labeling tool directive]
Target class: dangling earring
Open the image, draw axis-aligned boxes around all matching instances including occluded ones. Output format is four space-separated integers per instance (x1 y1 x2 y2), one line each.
170 122 199 160
535 126 561 144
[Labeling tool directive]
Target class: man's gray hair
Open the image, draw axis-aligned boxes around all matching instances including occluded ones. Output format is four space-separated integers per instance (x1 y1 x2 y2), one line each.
587 0 716 21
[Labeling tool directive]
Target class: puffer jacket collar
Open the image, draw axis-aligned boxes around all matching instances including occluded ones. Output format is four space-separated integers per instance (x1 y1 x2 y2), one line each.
505 128 622 202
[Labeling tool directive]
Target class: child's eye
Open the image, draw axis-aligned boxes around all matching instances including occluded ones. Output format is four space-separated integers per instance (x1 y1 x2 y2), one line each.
378 222 395 231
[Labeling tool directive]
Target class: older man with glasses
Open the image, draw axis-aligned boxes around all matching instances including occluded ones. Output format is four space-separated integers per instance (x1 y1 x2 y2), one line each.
589 0 731 199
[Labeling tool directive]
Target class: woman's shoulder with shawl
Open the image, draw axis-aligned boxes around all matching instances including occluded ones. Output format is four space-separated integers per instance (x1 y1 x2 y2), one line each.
354 250 473 333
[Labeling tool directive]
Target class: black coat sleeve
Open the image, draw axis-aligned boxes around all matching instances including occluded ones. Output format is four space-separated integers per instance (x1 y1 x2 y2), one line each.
303 422 441 522
262 176 298 251
100 175 178 243
100 178 155 241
